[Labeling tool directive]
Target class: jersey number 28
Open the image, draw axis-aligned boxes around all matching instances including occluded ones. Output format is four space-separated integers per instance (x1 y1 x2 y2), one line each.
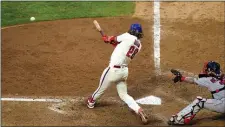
126 46 139 59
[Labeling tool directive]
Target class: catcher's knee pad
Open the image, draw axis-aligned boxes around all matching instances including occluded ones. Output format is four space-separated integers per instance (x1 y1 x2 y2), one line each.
195 96 206 109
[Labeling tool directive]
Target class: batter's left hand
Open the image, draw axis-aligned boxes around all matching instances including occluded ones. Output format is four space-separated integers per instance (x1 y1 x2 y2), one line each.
102 35 109 43
102 35 116 43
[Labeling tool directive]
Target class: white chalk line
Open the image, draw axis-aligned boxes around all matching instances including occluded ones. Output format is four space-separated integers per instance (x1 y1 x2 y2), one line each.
1 96 121 103
1 96 162 105
48 102 69 115
1 96 154 116
153 1 161 75
1 97 62 102
1 96 123 115
1 96 164 115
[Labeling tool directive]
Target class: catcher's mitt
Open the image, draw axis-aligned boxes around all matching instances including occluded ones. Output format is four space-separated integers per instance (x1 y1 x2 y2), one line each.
171 69 183 83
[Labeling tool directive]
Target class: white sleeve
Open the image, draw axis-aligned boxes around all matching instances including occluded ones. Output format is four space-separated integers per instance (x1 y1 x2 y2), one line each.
116 34 124 43
194 77 211 88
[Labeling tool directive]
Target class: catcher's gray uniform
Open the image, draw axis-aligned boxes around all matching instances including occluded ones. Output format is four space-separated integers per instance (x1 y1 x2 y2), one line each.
195 77 225 113
169 76 225 125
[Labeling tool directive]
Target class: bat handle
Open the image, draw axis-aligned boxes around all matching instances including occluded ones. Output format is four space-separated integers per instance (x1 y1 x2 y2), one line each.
100 31 105 37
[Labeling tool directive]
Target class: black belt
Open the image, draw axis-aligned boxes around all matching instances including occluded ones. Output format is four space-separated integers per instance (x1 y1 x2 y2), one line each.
113 65 127 68
211 86 225 98
211 86 225 94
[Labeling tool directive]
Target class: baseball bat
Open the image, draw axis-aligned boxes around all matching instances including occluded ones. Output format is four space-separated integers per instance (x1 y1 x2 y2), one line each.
93 20 105 36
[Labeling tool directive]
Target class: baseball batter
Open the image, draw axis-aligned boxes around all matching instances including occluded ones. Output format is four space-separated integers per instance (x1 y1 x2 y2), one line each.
87 23 148 124
168 61 225 125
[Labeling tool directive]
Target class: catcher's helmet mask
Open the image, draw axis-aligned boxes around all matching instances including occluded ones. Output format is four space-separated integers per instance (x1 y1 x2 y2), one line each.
204 61 222 79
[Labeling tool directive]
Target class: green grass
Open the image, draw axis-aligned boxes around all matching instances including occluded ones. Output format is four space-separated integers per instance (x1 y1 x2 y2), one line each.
1 1 135 27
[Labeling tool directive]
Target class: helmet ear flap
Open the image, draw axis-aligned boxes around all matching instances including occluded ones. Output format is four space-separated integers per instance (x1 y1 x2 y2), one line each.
135 30 143 39
128 23 143 39
128 29 143 39
136 30 144 38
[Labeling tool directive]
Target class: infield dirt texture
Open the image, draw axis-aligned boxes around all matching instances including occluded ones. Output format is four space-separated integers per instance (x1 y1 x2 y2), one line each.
2 1 225 126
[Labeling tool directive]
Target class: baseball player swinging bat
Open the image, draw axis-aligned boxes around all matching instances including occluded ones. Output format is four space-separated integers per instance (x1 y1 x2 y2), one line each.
93 20 105 36
87 23 149 124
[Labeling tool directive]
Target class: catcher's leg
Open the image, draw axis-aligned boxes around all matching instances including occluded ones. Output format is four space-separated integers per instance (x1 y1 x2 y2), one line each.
203 98 225 113
168 96 206 125
87 67 112 108
116 81 148 124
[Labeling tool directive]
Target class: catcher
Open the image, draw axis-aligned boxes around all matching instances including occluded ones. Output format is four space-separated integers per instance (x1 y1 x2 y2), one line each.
168 61 225 125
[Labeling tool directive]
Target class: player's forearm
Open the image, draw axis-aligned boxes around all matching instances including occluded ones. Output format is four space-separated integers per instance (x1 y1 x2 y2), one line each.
182 76 195 84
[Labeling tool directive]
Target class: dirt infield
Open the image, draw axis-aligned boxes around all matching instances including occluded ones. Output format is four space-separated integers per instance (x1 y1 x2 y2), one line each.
2 2 225 126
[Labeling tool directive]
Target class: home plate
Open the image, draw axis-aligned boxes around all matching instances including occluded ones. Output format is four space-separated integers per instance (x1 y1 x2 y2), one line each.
135 96 161 105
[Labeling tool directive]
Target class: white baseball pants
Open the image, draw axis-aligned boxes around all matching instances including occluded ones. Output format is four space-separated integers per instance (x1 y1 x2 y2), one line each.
91 66 141 113
204 98 225 113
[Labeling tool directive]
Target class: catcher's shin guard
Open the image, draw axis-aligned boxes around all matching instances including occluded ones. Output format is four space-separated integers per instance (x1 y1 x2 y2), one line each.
168 96 206 125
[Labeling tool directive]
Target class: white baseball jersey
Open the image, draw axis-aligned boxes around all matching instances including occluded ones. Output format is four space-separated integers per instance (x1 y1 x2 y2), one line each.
109 32 142 67
194 77 225 99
